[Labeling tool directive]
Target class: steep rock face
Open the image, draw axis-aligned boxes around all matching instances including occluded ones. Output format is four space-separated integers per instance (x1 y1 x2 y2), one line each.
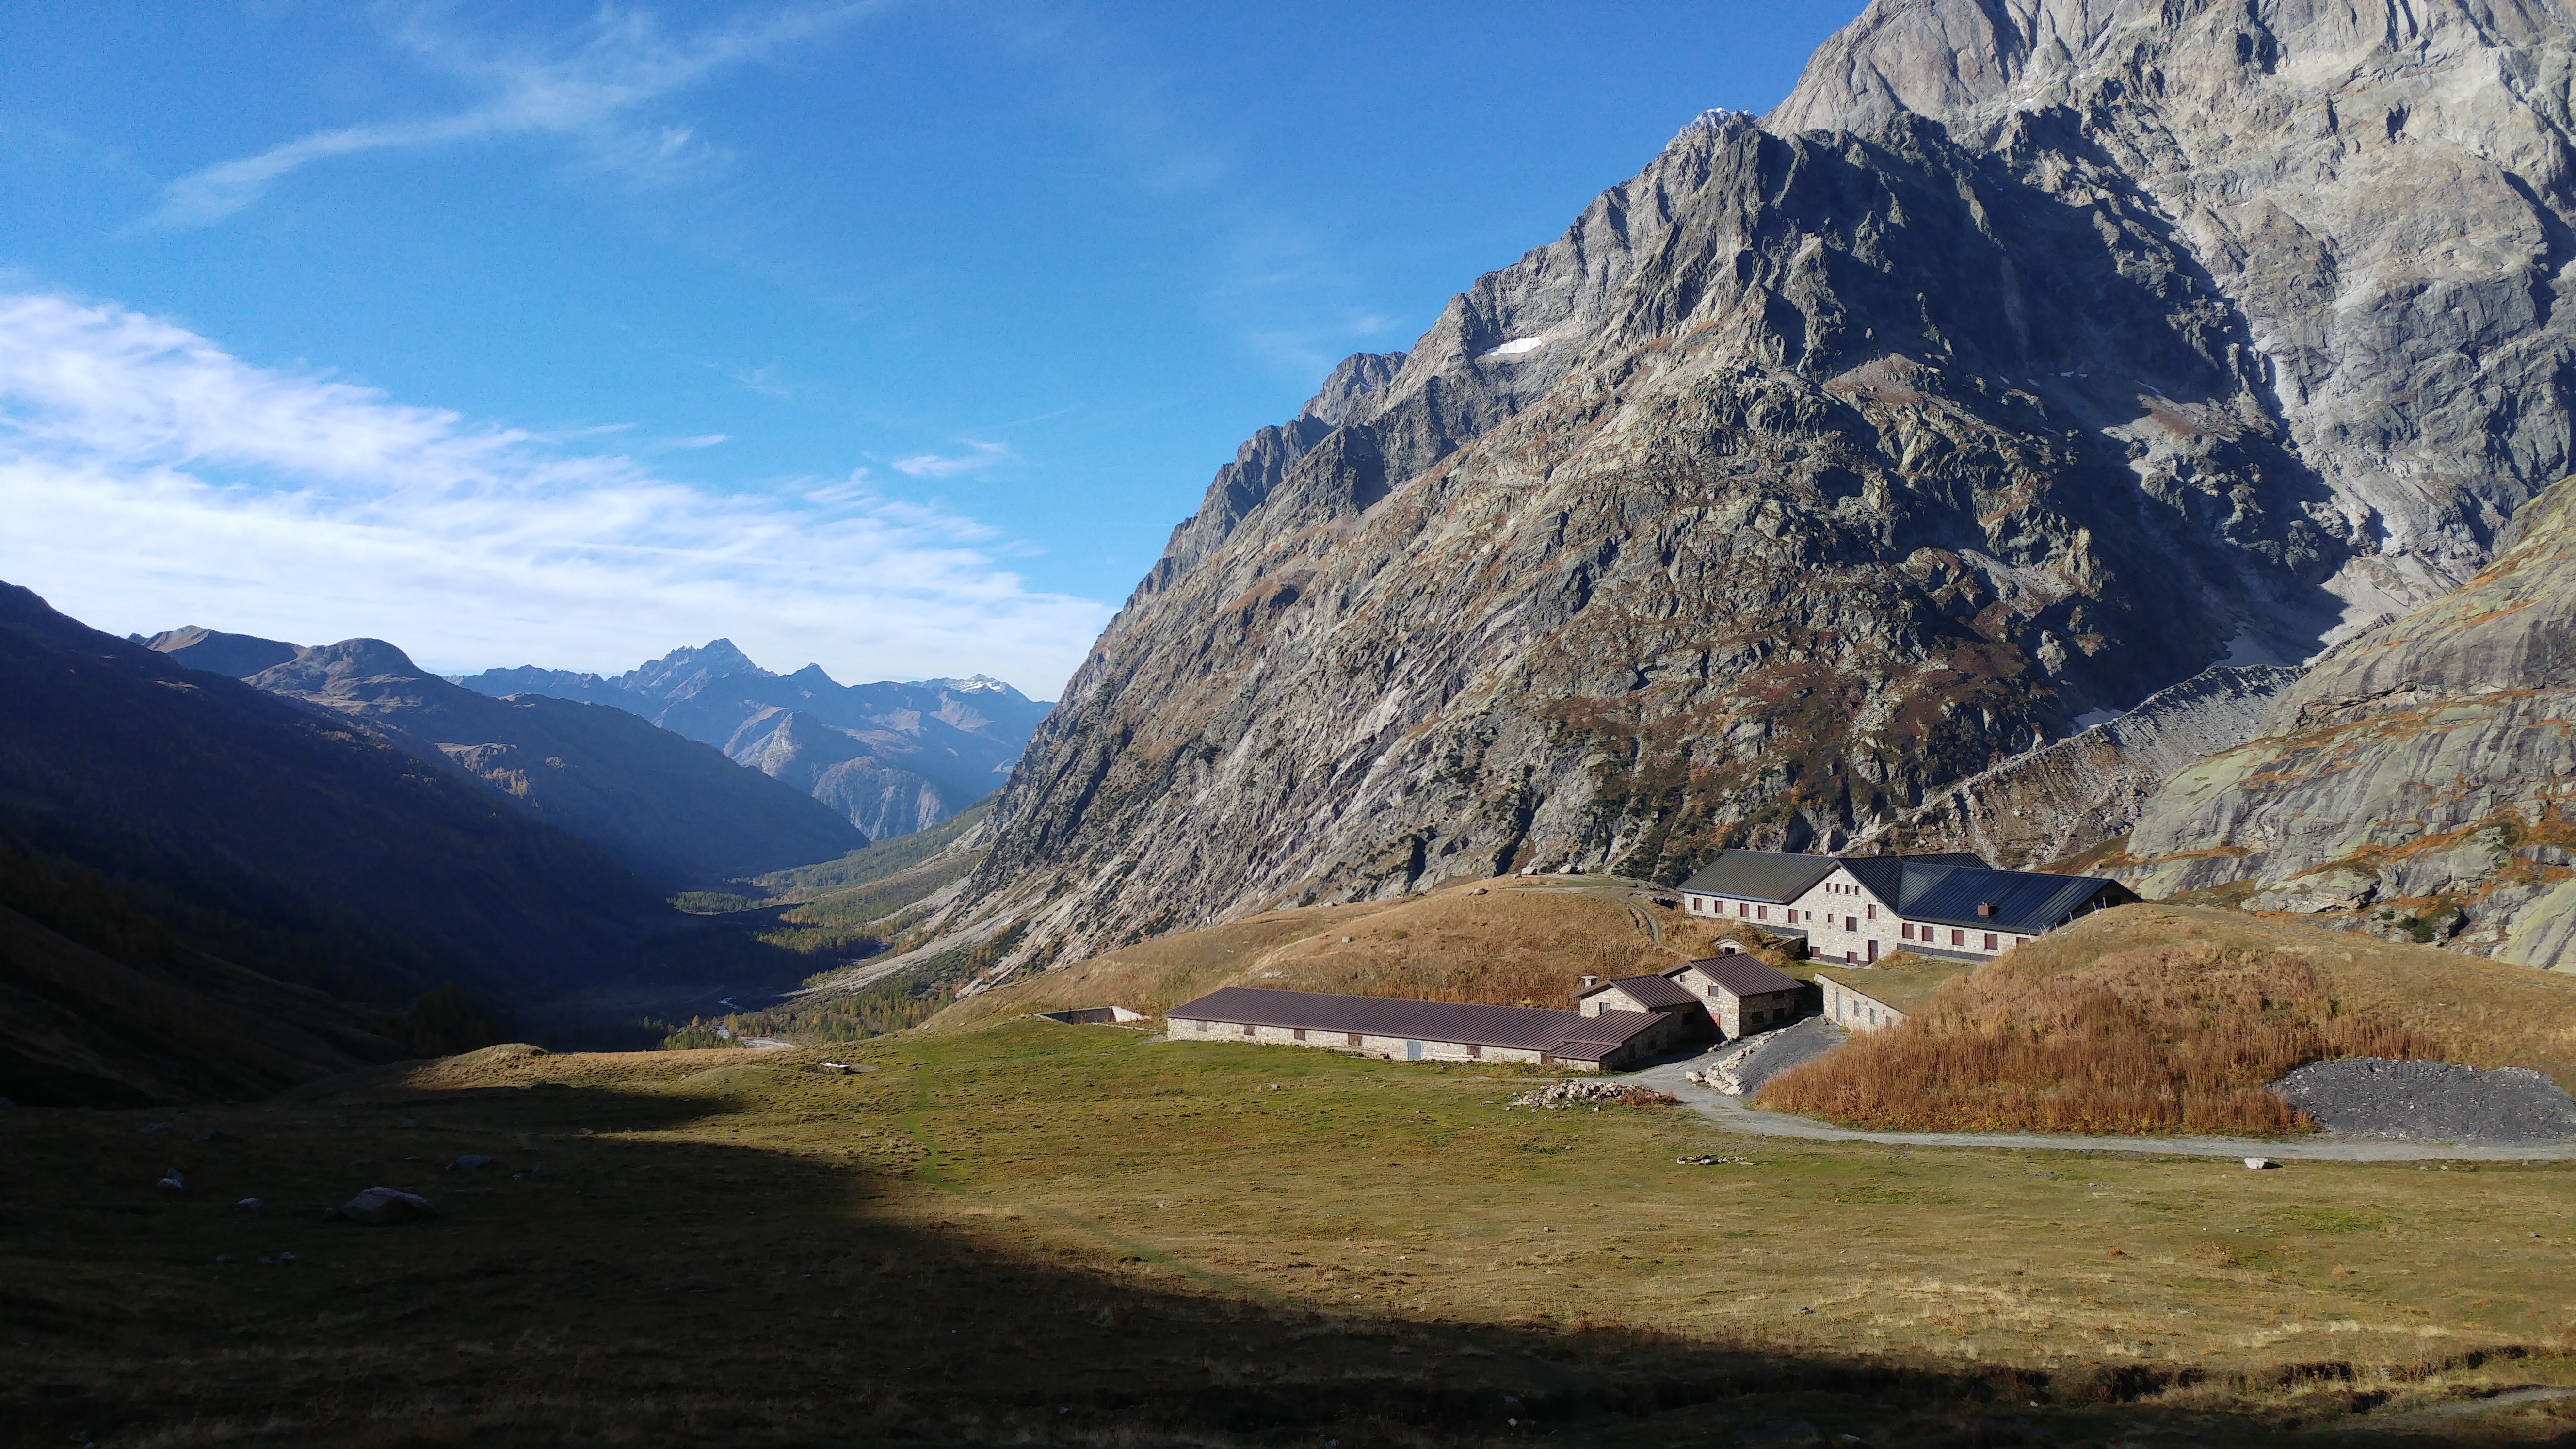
1861 663 2299 868
460 643 1049 839
253 641 865 886
1771 0 2576 632
954 0 2576 974
2121 477 2576 966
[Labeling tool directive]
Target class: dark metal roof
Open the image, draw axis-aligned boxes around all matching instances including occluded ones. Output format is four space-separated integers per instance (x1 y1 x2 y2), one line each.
1676 851 1839 903
1578 973 1701 1010
1681 955 1802 997
1166 986 1667 1061
1900 867 2125 934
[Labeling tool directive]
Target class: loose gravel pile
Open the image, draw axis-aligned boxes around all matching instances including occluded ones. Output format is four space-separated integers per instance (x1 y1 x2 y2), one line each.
1511 1081 1675 1108
2270 1058 2576 1144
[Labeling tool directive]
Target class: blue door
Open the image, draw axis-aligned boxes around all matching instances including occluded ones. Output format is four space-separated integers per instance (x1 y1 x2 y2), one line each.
1405 1039 1423 1061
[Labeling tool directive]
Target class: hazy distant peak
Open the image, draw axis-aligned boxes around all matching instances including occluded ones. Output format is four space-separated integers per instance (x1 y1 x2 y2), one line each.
141 624 300 679
613 637 773 695
254 637 427 688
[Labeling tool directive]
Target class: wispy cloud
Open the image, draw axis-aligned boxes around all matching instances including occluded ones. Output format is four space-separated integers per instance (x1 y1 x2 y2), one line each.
891 440 1012 479
148 5 872 227
0 293 1107 694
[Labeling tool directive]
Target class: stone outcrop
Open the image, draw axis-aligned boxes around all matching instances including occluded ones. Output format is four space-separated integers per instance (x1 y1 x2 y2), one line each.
1863 663 2300 868
2120 477 2576 966
928 0 2576 978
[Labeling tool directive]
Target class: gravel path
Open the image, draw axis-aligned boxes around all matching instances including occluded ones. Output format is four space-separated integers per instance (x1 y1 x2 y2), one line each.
1627 1048 2576 1163
2272 1058 2576 1144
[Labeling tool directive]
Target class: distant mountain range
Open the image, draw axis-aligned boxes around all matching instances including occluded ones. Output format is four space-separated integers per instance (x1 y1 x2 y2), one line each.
455 641 1051 841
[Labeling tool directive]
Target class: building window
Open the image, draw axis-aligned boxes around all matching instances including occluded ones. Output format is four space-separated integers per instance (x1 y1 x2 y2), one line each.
1866 903 1876 920
1845 915 1856 933
1243 1023 1256 1037
1950 928 1965 946
1757 904 1767 921
1466 1044 1481 1058
1984 932 1999 951
1901 922 1914 940
1293 1028 1306 1042
1346 1032 1361 1046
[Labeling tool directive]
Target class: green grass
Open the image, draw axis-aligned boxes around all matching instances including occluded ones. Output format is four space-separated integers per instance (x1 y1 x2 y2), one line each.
8 1022 2576 1445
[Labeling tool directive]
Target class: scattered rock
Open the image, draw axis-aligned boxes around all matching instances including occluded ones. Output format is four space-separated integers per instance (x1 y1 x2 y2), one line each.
446 1153 495 1172
157 1169 184 1191
2243 1157 2277 1170
1469 886 1489 895
1689 1016 1844 1096
331 1186 437 1225
1512 1081 1675 1109
2272 1058 2576 1144
192 1128 224 1143
139 1121 175 1135
236 1197 263 1212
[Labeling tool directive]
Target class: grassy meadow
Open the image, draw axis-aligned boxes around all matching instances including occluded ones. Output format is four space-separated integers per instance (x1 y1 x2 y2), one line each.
7 1016 2576 1446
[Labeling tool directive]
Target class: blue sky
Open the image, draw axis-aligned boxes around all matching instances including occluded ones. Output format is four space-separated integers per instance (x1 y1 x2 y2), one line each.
0 1 1853 695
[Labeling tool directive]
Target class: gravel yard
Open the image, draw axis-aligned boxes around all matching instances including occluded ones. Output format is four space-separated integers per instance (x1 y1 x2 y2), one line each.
1689 1016 1846 1095
2271 1058 2576 1145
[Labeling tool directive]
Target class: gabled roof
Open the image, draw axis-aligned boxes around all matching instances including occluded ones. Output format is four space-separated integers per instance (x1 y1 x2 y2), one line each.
1165 986 1667 1062
1677 850 1840 903
1578 973 1700 1011
1900 867 2124 934
1681 955 1802 997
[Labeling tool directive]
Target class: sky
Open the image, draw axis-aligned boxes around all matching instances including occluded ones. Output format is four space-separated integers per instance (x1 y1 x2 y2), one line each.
0 0 1856 696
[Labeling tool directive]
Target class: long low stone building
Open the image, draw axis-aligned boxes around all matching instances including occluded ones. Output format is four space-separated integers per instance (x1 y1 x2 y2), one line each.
1163 985 1690 1071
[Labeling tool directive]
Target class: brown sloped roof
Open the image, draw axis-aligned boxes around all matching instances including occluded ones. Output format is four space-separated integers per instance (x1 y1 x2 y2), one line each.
1579 973 1701 1010
1684 955 1801 997
1165 986 1666 1061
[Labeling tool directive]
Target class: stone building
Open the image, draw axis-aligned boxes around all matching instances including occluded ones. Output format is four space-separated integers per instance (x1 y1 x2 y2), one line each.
1571 948 1803 1041
1681 849 2135 965
1163 985 1688 1071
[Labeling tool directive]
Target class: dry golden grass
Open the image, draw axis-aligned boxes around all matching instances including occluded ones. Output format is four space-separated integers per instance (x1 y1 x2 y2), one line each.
2000 904 2576 1093
931 876 1782 1030
1766 944 2439 1133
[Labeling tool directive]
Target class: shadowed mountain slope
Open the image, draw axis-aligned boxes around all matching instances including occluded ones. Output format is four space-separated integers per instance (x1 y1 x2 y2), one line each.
246 640 865 888
936 0 2575 980
0 583 666 1020
461 642 1050 841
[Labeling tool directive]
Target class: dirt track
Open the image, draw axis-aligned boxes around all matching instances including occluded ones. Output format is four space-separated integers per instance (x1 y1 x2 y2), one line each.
1629 1052 2576 1164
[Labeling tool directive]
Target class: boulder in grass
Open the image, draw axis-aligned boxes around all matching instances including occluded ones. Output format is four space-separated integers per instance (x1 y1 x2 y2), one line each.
332 1186 437 1225
446 1153 494 1172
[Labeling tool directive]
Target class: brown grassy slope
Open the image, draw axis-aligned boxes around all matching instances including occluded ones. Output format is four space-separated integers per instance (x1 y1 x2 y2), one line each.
1762 904 2576 1134
931 878 1779 1030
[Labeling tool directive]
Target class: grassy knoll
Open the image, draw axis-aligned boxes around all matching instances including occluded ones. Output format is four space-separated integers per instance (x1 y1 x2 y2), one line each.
1762 905 2576 1135
931 876 1783 1031
9 1022 2576 1445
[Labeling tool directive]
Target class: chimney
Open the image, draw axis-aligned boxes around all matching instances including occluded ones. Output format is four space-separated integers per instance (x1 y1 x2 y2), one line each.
1579 974 1599 990
1978 902 1997 918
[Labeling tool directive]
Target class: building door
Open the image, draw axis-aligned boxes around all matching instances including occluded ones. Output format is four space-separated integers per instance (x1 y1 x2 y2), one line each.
1405 1039 1423 1061
1867 939 1878 962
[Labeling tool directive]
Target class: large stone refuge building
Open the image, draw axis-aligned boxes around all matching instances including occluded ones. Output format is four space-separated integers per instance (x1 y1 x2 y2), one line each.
1573 949 1803 1040
1679 850 2134 965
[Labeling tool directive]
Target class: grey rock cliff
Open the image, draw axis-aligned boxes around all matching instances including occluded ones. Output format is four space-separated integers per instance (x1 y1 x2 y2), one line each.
929 0 2576 979
1863 663 2301 868
2120 476 2576 966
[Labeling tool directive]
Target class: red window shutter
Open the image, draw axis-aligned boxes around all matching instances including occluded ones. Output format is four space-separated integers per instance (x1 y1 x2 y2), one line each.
1984 933 1999 951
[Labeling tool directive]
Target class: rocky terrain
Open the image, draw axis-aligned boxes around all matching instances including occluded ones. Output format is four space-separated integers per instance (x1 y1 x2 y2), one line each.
920 0 2574 977
2118 475 2576 966
1861 663 2298 868
462 643 1048 841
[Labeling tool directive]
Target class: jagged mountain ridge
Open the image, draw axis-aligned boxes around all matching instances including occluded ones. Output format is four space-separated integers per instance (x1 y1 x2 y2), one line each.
460 643 1049 841
245 640 866 887
933 0 2575 977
